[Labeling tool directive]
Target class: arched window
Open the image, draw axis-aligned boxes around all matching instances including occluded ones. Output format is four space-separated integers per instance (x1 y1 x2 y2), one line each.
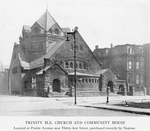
70 62 73 69
85 79 88 84
89 79 91 84
82 78 84 83
79 63 82 69
92 79 94 83
83 63 87 69
65 62 69 68
95 79 97 83
55 29 59 35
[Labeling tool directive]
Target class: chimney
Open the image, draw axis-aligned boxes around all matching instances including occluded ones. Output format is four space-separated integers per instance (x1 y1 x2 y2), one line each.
95 45 99 49
111 43 113 48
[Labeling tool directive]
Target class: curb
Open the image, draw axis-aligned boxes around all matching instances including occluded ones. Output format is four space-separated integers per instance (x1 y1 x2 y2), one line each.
81 105 150 115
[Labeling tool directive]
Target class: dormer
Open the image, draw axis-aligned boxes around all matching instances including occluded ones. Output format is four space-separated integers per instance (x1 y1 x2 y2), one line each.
127 46 134 55
31 22 44 34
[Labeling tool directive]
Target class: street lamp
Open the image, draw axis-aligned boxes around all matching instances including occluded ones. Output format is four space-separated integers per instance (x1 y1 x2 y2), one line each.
66 26 78 105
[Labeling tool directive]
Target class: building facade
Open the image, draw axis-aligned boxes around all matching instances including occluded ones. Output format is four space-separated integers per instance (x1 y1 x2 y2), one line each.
143 43 150 95
94 44 145 95
9 10 119 97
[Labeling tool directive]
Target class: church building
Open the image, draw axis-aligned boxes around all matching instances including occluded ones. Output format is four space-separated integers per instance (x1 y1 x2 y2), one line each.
9 10 119 97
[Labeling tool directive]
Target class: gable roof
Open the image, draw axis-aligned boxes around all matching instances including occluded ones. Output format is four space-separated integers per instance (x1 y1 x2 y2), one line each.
36 10 56 31
96 69 108 75
96 68 118 77
36 63 68 75
76 31 102 67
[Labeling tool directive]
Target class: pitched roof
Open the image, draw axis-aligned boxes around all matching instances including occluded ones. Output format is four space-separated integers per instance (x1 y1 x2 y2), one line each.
96 68 118 77
36 63 67 75
36 11 56 31
95 69 108 75
30 40 66 69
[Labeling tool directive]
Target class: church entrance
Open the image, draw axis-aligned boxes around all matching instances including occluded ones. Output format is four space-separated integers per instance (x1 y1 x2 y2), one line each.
52 79 61 92
108 81 114 92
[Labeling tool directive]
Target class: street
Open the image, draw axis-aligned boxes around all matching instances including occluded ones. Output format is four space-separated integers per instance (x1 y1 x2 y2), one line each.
0 95 149 116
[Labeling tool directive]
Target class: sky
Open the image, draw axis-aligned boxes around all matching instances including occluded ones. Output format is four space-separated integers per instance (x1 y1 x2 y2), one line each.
0 0 149 65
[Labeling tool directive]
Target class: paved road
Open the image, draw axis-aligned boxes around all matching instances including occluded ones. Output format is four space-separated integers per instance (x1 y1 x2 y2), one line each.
0 95 148 116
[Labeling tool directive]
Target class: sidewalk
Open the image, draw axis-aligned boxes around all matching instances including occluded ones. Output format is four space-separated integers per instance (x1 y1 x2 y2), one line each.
75 96 150 115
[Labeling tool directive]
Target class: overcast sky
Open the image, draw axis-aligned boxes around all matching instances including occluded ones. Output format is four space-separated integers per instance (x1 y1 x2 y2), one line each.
0 0 149 65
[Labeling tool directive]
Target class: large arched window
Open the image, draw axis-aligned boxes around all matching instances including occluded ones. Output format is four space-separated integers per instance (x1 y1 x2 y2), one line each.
89 79 91 84
79 63 82 69
85 79 88 84
55 28 59 35
82 78 84 83
65 62 69 68
70 62 73 69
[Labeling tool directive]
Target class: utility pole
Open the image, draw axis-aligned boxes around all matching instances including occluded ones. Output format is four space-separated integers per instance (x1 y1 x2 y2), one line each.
67 27 78 105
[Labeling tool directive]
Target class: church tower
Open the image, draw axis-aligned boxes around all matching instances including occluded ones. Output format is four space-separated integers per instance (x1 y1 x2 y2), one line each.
20 9 66 62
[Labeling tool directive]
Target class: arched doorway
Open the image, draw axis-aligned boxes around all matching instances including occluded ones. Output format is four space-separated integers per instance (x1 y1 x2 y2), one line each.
108 81 114 92
52 79 61 92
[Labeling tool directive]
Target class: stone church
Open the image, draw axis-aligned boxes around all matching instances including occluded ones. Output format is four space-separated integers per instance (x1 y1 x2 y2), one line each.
9 10 119 97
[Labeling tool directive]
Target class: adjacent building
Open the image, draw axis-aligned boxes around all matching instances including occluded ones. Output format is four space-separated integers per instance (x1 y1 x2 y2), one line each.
0 61 9 94
94 44 145 95
143 43 150 95
9 10 119 97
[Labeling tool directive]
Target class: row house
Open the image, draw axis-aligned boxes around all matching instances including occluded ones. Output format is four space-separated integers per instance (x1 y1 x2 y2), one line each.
93 44 145 95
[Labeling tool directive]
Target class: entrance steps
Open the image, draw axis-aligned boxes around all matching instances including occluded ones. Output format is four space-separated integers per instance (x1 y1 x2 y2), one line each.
50 92 69 97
